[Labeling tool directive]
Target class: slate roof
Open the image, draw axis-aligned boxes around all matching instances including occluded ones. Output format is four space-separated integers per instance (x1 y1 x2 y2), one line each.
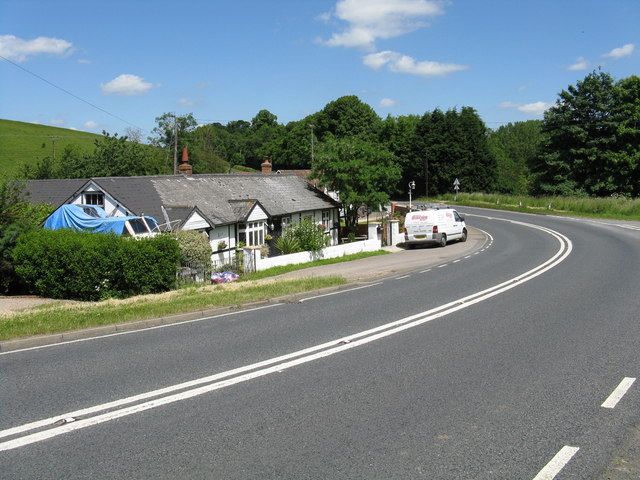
23 173 340 229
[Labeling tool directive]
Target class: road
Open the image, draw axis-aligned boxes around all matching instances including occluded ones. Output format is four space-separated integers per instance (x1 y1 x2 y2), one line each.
2 207 640 479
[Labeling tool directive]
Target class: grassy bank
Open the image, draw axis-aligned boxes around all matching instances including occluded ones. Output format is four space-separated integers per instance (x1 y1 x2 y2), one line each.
0 250 390 341
0 276 347 341
431 193 640 220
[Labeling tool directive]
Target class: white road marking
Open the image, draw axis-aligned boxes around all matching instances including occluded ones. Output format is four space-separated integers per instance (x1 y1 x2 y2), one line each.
602 377 636 409
453 259 461 263
419 269 432 273
0 220 572 451
438 264 448 268
395 275 410 280
533 446 579 480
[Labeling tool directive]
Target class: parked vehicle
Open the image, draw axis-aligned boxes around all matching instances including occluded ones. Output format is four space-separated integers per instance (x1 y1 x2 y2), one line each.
403 207 467 247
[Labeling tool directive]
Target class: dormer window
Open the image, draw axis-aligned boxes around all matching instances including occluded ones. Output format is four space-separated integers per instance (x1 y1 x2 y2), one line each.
84 192 104 209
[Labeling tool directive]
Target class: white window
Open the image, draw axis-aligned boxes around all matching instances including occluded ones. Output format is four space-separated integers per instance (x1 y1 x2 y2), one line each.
322 210 331 230
238 221 266 246
84 192 104 209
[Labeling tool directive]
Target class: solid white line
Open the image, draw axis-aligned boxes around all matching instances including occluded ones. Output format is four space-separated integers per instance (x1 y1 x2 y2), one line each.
602 377 636 409
0 219 573 451
533 446 579 480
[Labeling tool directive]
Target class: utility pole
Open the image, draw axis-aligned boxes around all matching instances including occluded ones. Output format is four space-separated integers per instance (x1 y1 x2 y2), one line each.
424 150 429 199
50 136 58 162
173 115 178 175
309 124 315 165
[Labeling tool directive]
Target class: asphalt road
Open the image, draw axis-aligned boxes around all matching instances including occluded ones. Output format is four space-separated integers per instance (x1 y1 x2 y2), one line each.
2 207 640 479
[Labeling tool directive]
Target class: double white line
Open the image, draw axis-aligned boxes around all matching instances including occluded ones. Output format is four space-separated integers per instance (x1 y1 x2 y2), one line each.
0 219 572 452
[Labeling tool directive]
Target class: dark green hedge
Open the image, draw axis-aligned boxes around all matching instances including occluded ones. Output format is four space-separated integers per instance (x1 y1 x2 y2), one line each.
12 229 181 301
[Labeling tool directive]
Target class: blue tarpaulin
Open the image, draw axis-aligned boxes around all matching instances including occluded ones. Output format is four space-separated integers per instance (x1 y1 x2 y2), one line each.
44 204 159 235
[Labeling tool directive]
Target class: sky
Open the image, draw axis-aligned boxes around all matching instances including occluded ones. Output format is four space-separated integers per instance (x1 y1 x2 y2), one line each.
1 0 638 140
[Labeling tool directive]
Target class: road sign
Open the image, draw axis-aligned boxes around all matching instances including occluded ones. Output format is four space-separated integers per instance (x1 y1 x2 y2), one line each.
453 178 460 201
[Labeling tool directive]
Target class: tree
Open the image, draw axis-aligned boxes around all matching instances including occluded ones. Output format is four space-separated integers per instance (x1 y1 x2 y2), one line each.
488 120 543 194
312 137 401 234
149 113 197 172
534 71 640 196
0 181 53 293
414 107 496 196
317 96 382 141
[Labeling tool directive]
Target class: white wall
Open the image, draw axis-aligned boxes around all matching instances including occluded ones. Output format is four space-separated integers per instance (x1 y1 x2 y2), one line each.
244 238 381 272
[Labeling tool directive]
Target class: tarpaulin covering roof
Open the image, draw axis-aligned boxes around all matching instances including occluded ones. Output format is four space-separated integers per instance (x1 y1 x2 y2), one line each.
44 204 158 235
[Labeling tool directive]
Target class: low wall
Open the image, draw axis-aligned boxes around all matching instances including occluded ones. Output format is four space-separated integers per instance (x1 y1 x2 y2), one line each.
244 238 382 272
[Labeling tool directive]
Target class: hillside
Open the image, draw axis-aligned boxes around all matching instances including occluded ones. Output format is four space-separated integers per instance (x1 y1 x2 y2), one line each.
0 119 102 178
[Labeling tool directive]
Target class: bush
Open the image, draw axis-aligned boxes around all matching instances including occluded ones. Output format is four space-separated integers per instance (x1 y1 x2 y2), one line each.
276 218 327 255
173 230 212 263
12 229 181 301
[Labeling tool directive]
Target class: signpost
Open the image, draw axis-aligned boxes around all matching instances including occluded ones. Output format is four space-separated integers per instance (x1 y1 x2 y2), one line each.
408 180 416 210
453 178 460 201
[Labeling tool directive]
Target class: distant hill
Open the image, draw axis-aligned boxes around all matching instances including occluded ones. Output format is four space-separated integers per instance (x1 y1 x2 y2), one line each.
0 119 102 178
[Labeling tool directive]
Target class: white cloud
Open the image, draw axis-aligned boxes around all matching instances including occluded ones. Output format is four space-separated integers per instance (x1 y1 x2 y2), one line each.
379 98 397 107
322 0 443 50
77 58 92 64
101 74 153 96
178 97 198 107
363 50 468 77
603 43 635 59
83 120 99 129
50 118 66 126
0 34 73 62
500 100 552 116
567 56 590 71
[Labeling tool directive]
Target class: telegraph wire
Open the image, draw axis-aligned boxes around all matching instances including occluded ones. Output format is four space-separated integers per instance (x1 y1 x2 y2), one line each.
0 54 144 132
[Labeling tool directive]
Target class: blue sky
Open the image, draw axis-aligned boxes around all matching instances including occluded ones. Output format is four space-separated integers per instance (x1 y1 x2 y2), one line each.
1 0 638 139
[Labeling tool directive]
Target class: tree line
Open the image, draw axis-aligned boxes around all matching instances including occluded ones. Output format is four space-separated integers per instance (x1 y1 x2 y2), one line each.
19 70 640 201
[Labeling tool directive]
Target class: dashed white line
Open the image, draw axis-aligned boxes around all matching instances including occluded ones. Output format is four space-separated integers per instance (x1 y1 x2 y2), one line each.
533 446 579 480
395 275 410 280
419 268 432 273
438 264 448 268
602 377 636 409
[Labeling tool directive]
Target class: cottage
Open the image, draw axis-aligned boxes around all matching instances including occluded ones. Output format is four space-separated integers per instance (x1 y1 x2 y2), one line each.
23 172 341 265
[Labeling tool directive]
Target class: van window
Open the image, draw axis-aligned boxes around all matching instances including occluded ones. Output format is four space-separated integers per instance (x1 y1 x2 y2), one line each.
454 212 462 222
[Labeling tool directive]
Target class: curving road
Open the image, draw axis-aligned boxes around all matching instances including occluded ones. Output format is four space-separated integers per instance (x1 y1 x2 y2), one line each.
1 207 640 479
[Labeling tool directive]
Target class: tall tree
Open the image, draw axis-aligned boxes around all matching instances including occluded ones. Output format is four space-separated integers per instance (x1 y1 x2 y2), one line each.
312 137 401 234
149 113 197 171
414 107 496 196
534 71 640 196
488 120 543 194
317 95 382 141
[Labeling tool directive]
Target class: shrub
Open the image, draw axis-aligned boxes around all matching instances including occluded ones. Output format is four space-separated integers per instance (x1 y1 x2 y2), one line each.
173 230 212 264
276 218 327 255
12 229 180 301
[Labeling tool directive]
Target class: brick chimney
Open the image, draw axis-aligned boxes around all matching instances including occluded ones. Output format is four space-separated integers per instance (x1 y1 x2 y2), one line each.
178 147 193 176
261 155 272 174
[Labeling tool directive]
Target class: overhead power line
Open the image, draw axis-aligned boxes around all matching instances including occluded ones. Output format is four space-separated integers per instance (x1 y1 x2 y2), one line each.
0 54 144 132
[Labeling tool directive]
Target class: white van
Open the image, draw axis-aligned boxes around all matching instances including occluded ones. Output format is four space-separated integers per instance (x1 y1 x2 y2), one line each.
403 208 467 247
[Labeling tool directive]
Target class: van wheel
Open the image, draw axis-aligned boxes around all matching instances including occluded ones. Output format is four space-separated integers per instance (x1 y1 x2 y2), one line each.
439 234 447 247
460 228 467 242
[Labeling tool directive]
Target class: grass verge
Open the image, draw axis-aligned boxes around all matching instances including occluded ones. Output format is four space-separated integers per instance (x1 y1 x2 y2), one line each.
0 276 346 341
428 193 640 220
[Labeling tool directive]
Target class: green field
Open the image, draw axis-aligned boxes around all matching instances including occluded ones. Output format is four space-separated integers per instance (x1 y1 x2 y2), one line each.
0 119 102 178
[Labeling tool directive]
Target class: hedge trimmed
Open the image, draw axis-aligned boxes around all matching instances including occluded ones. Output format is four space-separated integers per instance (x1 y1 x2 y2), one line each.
12 229 180 301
